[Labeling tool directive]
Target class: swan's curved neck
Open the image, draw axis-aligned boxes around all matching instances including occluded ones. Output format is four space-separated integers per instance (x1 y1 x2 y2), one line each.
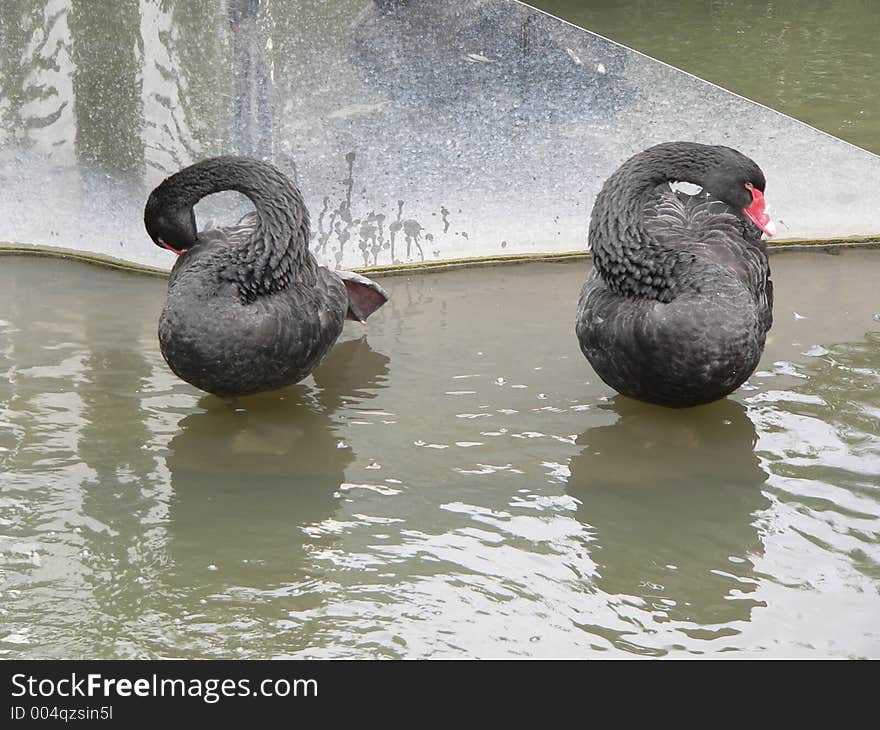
589 144 714 301
163 156 315 300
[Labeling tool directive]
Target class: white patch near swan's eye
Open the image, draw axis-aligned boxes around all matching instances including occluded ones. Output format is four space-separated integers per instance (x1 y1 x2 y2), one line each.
669 180 703 195
669 181 703 195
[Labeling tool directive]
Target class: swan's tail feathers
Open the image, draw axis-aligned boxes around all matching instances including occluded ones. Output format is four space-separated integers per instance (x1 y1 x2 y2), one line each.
336 270 390 323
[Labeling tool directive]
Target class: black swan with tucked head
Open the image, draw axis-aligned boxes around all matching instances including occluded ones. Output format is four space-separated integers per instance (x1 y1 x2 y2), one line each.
577 142 775 408
144 156 388 397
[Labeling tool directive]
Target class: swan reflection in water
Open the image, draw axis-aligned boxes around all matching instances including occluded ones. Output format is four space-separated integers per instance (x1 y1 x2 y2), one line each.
565 397 771 637
164 336 389 587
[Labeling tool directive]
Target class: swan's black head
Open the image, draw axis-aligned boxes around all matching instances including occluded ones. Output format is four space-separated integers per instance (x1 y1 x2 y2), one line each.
702 145 775 236
144 191 198 256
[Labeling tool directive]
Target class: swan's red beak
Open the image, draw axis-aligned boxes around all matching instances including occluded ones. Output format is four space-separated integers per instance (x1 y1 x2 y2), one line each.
159 240 185 256
743 183 776 237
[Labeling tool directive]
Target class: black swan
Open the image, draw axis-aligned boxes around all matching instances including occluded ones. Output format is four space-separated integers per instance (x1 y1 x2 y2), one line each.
144 156 388 397
576 142 775 408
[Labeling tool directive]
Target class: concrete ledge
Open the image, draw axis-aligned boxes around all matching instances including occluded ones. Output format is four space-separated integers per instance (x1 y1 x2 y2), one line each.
3 236 879 279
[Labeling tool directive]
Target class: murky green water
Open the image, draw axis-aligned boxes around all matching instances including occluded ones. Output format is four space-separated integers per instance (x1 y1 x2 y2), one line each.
532 0 880 154
1 248 878 658
2 0 879 659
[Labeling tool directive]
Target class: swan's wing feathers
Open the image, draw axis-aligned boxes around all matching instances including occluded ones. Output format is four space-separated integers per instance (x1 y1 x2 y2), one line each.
645 187 758 241
738 240 773 334
644 188 695 229
645 187 772 326
197 211 259 249
334 270 390 322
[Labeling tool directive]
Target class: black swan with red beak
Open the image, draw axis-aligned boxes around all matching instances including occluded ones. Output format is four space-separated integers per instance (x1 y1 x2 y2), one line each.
144 156 388 397
577 142 775 407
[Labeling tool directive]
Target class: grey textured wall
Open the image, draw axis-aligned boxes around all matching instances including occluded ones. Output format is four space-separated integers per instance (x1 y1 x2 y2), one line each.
1 0 878 272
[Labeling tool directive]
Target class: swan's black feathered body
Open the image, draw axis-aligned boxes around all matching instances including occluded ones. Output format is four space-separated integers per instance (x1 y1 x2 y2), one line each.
145 157 388 397
159 223 349 396
576 142 774 408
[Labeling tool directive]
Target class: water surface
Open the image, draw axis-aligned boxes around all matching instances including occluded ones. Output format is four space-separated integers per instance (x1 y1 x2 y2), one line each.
531 0 880 154
1 248 878 658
